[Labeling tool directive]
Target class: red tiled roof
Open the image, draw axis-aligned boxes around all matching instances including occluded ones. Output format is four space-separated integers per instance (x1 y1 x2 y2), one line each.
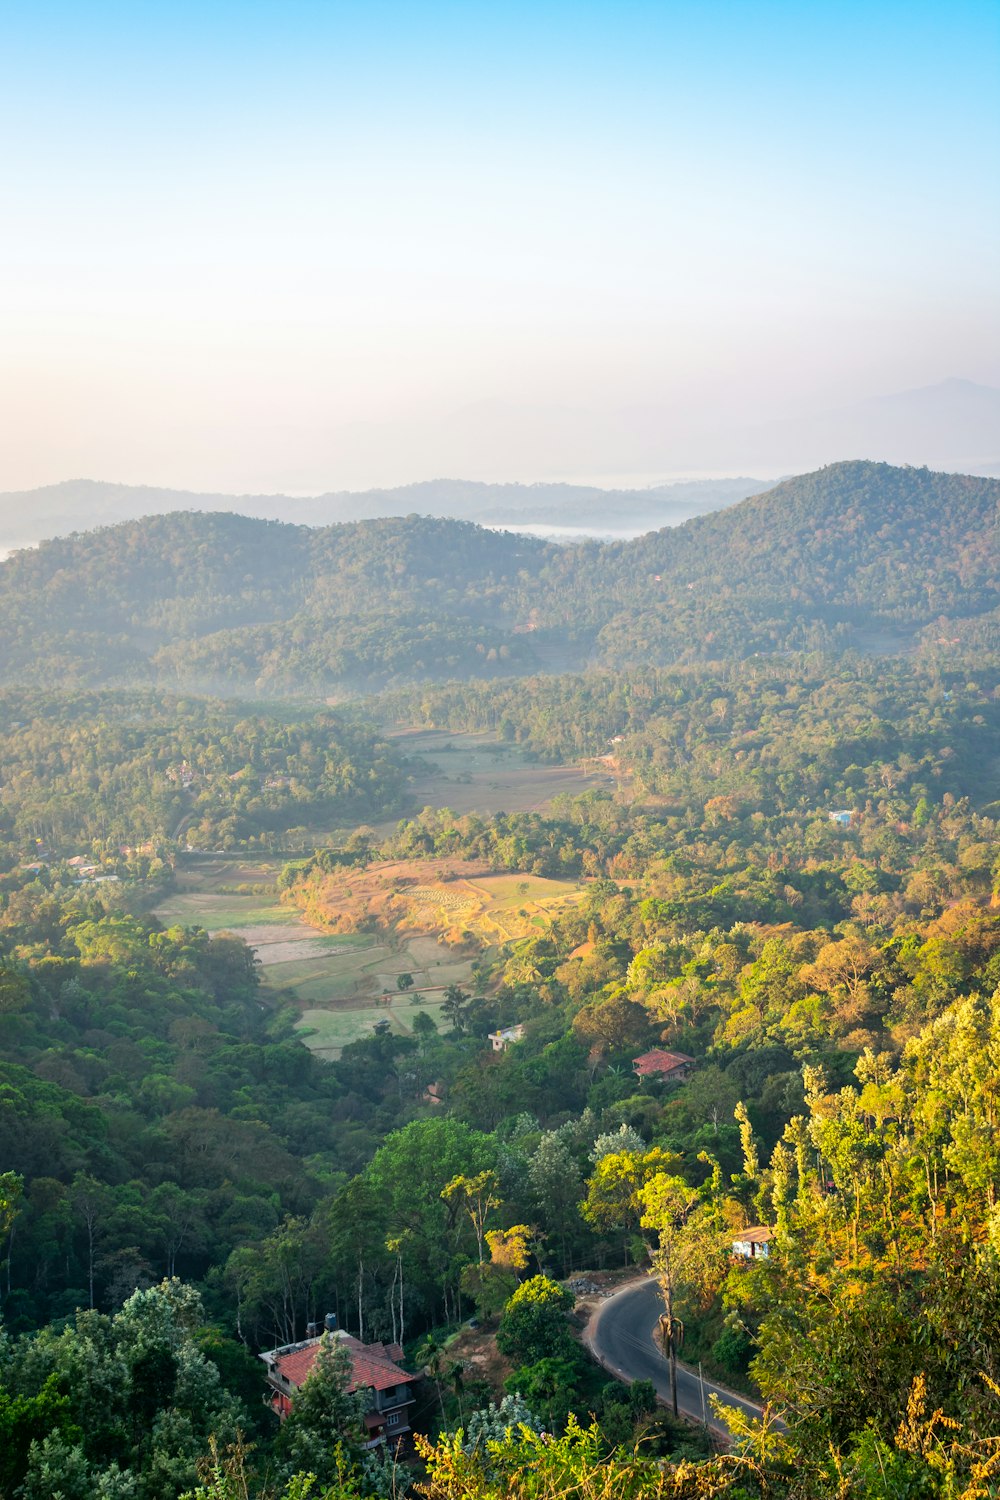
271 1334 416 1394
632 1048 695 1075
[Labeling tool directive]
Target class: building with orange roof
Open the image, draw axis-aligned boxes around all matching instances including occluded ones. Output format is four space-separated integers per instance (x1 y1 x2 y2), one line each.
260 1325 418 1448
631 1048 695 1084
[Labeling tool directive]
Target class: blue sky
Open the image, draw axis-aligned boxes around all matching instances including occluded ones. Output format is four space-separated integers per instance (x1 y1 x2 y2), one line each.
1 1 997 490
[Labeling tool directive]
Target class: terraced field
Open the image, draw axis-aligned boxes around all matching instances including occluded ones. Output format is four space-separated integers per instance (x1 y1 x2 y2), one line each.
298 991 451 1055
155 856 473 1059
289 858 587 950
155 743 592 1060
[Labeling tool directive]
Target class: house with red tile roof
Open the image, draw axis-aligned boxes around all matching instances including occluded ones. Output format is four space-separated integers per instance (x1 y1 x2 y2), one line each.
260 1329 418 1448
631 1048 695 1083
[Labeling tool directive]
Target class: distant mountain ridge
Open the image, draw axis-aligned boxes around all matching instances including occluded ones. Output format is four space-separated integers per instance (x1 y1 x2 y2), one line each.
0 474 768 554
0 461 995 692
700 378 1000 478
3 379 995 527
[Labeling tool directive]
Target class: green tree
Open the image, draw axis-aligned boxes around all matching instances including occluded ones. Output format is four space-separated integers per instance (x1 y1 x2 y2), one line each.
276 1334 366 1486
528 1133 582 1273
0 1376 76 1497
441 986 471 1034
639 1174 722 1417
496 1275 574 1366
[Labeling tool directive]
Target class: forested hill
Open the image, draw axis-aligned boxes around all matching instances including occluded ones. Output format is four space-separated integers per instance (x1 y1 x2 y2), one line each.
585 461 1000 661
617 461 997 599
0 473 764 549
0 513 552 690
0 461 996 691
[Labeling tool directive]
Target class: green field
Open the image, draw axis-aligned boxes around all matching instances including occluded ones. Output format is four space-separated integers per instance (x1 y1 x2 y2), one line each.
154 892 295 930
269 940 473 1011
388 727 616 820
155 844 584 1065
155 856 474 1059
297 993 450 1054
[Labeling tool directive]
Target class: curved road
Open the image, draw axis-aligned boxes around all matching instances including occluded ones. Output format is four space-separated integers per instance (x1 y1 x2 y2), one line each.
584 1278 765 1438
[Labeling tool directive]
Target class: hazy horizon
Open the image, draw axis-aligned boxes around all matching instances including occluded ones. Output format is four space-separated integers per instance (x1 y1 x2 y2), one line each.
2 2 997 493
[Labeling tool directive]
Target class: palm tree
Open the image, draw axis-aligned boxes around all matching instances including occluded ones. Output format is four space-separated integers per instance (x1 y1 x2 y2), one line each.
415 1333 447 1421
448 1359 466 1426
441 985 470 1034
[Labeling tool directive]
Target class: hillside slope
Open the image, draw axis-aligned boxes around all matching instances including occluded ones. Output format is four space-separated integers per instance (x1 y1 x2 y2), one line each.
582 462 1000 662
0 462 995 690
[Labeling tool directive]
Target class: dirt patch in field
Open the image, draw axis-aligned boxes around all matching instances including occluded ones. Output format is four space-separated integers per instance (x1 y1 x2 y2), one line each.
251 937 358 966
219 925 308 947
442 1324 517 1400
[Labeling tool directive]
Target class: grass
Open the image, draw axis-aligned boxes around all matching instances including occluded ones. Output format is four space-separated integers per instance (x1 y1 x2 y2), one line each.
154 893 294 930
264 941 474 1007
390 728 617 818
297 993 450 1054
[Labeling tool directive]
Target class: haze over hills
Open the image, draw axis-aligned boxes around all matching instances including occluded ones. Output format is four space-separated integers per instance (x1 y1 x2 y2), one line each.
3 379 997 555
0 474 768 557
0 460 995 694
694 378 1000 478
297 378 1000 489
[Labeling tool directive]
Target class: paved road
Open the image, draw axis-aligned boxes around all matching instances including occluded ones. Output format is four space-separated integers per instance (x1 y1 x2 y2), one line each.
584 1278 765 1438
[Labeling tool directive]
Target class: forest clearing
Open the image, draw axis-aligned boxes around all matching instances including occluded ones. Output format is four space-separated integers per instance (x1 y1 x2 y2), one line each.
154 855 587 1058
153 856 467 1056
391 727 619 818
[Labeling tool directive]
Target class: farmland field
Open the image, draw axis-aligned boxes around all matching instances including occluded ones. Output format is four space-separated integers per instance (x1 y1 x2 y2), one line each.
298 991 451 1055
390 728 618 819
155 855 475 1059
154 743 593 1059
287 857 587 948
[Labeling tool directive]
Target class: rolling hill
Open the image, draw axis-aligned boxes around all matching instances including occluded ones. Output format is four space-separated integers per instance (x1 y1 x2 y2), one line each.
0 474 767 555
0 461 995 692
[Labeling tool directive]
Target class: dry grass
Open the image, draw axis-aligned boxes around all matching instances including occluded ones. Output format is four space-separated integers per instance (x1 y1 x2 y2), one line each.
290 858 585 948
156 860 471 1056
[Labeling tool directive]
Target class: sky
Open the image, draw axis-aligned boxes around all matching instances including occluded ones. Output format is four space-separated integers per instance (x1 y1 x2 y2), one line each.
1 0 998 492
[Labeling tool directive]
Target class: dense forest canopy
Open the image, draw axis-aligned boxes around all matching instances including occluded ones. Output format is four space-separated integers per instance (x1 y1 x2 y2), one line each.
1 462 999 1498
0 462 996 692
0 692 406 854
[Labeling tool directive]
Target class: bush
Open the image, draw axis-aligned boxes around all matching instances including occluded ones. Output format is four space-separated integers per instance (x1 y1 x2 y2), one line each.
504 1354 584 1431
711 1324 752 1376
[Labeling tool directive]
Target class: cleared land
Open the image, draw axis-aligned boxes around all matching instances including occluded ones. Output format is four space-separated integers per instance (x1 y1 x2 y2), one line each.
289 858 587 949
155 855 476 1060
391 728 617 819
154 737 595 1060
298 991 451 1055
